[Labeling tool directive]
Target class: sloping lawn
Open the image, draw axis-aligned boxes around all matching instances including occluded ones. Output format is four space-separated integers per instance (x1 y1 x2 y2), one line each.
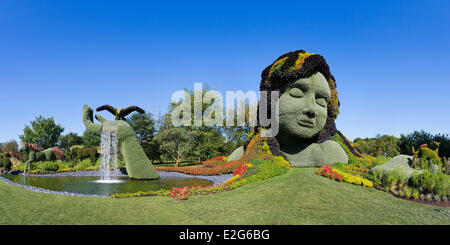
0 168 448 225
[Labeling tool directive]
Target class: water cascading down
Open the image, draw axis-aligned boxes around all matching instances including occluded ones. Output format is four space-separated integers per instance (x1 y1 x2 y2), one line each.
98 130 120 183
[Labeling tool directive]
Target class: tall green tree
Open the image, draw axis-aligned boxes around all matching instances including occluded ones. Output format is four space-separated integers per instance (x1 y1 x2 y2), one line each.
127 112 160 162
168 86 232 161
19 116 64 148
399 130 450 158
154 114 193 165
59 132 83 150
353 134 400 157
0 140 19 154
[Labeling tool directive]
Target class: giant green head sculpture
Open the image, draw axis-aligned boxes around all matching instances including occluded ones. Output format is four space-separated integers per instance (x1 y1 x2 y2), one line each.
259 50 347 167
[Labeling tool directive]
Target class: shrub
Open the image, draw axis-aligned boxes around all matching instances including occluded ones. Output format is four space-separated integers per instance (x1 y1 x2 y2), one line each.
409 170 449 196
385 170 399 187
40 161 59 172
74 159 93 170
433 194 441 202
412 189 419 199
0 157 12 171
404 186 413 199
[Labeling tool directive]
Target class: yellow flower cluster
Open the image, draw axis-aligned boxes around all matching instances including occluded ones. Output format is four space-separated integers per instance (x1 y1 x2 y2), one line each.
262 141 272 154
85 166 98 171
222 174 241 185
333 169 373 187
57 167 72 172
222 163 253 185
272 156 291 169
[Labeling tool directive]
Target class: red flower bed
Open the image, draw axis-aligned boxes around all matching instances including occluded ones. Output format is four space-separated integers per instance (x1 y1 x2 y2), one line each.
203 156 227 163
233 164 248 176
350 167 369 174
315 165 343 182
157 134 263 176
156 160 242 175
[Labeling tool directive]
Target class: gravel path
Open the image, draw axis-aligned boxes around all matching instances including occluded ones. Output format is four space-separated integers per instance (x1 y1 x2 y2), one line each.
0 170 233 198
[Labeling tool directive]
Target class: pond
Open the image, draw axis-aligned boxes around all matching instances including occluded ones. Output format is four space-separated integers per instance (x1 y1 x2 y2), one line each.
1 174 213 196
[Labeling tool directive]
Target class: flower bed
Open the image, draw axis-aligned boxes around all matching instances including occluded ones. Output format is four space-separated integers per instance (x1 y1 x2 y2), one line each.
315 165 373 187
155 160 242 175
112 133 291 200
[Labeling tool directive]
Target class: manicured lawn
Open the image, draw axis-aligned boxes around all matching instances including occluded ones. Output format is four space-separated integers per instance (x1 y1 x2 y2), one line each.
0 168 448 225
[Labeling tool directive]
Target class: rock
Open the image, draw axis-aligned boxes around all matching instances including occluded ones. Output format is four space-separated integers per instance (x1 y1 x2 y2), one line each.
8 170 21 175
371 155 423 179
429 160 439 173
227 146 244 162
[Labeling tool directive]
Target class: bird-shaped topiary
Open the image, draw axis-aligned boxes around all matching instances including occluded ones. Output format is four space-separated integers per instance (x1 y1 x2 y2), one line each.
96 105 145 121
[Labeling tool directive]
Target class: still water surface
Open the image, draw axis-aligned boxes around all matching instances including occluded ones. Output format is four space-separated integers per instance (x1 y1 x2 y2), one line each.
2 174 212 196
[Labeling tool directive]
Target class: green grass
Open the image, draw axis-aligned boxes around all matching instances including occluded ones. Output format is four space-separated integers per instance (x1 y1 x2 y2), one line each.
0 168 448 225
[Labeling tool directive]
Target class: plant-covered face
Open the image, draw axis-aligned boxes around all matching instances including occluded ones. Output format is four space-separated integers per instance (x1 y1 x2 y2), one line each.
278 72 330 139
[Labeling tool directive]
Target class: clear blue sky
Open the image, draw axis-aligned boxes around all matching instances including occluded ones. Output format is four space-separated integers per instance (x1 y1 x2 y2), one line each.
1 0 449 143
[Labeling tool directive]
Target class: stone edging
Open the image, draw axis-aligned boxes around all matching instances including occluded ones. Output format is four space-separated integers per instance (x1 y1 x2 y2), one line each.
0 171 233 198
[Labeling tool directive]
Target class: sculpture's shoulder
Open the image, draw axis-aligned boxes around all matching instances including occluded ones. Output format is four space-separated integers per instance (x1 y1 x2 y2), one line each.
318 140 348 164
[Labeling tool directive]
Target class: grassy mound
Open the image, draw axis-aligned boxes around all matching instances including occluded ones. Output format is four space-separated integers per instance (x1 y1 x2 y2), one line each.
0 168 448 225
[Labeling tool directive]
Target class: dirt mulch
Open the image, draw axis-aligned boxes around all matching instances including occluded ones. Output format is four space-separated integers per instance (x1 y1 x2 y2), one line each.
389 192 449 207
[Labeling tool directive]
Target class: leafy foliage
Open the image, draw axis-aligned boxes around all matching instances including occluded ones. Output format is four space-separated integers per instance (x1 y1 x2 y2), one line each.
59 132 83 151
19 116 64 149
0 140 19 154
81 130 100 148
353 134 400 157
399 130 450 158
127 112 160 162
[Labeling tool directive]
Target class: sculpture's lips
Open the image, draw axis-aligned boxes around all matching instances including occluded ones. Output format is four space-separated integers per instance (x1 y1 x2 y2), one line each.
297 119 315 128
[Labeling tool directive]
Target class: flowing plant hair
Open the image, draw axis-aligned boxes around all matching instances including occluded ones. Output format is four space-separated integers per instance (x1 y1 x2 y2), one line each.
253 50 361 159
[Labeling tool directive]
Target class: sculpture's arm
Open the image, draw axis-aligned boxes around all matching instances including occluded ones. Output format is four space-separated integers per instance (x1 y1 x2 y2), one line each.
95 114 107 123
82 104 102 135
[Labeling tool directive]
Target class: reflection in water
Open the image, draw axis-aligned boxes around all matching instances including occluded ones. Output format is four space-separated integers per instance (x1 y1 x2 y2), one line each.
3 175 212 196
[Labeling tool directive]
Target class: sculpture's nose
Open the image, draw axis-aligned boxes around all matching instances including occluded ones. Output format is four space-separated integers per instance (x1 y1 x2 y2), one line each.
302 97 316 118
302 107 316 118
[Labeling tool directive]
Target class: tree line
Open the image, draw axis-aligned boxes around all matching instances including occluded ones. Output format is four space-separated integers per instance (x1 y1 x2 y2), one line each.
1 86 449 163
2 87 251 164
353 130 450 158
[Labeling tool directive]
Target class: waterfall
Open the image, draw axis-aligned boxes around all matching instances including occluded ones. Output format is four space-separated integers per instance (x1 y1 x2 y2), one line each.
99 130 119 183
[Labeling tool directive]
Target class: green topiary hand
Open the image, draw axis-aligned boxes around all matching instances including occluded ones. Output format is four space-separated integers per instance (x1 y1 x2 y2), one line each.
82 105 159 180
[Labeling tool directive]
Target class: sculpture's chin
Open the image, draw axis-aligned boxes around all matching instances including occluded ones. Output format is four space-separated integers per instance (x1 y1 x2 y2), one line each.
282 125 321 140
291 131 319 140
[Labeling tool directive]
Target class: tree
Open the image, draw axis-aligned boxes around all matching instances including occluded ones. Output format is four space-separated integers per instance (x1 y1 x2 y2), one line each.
19 116 64 149
399 130 450 158
154 119 192 166
127 112 160 162
353 134 400 157
4 140 19 153
169 86 234 161
0 140 19 154
59 132 83 150
127 112 156 144
82 130 100 148
399 130 433 155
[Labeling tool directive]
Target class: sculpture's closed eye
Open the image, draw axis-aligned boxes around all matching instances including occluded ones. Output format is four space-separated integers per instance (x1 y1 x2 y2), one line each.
316 97 327 107
289 87 304 98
